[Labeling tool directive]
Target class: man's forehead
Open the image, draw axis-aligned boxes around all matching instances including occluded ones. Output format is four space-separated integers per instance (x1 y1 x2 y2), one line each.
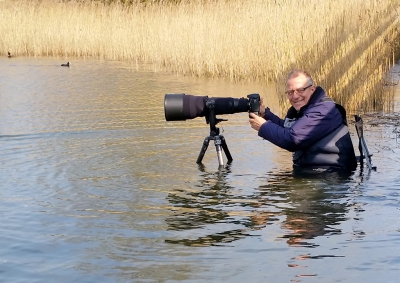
289 73 307 81
287 75 308 85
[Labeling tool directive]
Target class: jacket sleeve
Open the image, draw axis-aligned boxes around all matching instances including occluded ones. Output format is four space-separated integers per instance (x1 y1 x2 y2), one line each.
258 102 343 152
264 107 285 127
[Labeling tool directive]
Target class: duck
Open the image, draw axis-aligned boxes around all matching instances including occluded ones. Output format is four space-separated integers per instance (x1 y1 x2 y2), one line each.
61 62 70 67
7 52 12 58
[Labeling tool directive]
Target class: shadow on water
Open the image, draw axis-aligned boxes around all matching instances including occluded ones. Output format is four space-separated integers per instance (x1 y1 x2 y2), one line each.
165 165 363 248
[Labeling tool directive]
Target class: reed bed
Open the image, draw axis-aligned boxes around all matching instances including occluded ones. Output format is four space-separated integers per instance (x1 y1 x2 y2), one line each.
1 0 399 112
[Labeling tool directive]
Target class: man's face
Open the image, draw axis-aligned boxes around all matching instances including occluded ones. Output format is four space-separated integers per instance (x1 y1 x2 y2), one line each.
286 74 316 111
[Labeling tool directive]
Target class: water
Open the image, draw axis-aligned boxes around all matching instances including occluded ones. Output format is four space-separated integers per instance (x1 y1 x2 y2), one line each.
0 57 400 283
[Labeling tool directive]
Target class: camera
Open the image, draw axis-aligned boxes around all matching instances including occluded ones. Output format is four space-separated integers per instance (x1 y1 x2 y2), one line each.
164 93 260 121
164 93 260 167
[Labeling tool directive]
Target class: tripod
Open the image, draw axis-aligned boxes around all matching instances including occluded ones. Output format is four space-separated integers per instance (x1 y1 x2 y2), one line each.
196 99 233 167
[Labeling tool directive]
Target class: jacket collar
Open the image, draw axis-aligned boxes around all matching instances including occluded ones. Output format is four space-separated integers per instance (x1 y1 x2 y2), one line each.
305 86 326 106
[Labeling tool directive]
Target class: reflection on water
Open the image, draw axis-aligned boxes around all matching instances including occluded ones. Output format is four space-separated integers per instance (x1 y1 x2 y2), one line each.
280 170 351 247
1 57 400 283
165 167 354 248
166 165 252 246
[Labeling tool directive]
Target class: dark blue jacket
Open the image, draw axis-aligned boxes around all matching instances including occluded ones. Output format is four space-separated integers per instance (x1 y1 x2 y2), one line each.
258 87 357 170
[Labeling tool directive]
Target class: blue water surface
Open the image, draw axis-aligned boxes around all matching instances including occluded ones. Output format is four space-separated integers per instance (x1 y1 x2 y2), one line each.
0 57 400 283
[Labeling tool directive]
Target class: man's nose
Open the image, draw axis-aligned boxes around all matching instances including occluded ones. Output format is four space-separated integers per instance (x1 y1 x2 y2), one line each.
291 91 300 98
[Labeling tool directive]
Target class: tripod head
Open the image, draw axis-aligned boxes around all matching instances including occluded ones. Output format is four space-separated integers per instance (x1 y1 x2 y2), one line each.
205 99 227 136
197 98 232 167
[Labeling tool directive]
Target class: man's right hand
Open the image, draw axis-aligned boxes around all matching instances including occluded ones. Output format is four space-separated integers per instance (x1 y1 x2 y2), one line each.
259 98 266 117
249 112 267 131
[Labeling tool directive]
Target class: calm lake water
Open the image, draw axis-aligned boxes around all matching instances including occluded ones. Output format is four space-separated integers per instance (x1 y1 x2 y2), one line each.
1 57 400 283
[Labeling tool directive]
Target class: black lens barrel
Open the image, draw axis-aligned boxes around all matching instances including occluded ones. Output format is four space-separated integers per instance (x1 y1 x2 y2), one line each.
164 93 259 121
213 97 248 115
164 93 208 121
164 94 185 121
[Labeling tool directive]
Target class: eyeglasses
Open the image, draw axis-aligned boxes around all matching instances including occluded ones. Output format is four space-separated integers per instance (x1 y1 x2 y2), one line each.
285 84 313 96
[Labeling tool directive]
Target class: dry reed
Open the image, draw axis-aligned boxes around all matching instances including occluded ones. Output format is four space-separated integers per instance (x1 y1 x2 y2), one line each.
0 0 399 112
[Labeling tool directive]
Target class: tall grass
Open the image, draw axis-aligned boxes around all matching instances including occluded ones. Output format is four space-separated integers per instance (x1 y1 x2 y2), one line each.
1 0 399 112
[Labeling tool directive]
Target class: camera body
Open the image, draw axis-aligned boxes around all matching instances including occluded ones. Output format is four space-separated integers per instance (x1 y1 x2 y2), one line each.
247 93 260 116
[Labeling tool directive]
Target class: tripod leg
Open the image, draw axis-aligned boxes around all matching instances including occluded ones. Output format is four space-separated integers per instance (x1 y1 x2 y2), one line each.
220 136 233 162
197 137 211 164
214 137 224 166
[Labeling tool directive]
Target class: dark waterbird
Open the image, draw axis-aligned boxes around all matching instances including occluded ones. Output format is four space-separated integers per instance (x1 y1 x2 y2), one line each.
7 52 12 58
61 62 70 67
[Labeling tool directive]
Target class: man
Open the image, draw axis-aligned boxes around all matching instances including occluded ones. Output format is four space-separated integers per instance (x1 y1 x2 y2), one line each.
249 69 357 171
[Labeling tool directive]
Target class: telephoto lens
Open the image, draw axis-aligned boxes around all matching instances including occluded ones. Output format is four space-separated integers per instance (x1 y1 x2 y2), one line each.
164 93 257 121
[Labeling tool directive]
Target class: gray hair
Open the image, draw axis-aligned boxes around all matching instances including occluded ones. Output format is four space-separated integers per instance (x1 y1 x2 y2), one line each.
286 69 314 85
